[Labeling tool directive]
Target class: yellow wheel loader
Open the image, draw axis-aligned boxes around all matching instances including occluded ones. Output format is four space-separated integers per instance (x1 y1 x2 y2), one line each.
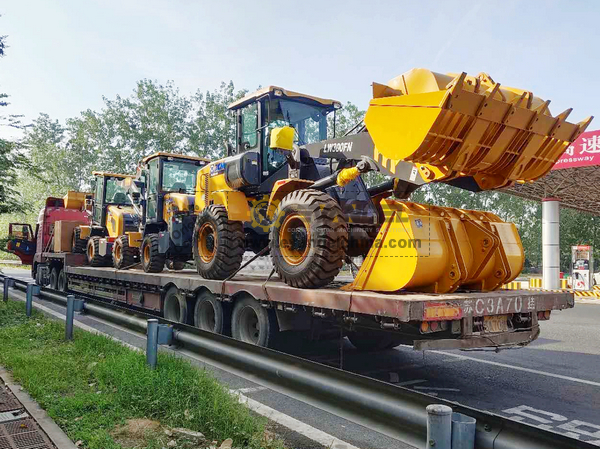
130 153 209 273
192 68 592 293
71 172 140 268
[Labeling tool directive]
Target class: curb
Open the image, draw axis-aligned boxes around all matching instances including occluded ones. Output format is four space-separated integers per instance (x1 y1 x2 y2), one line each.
0 367 77 449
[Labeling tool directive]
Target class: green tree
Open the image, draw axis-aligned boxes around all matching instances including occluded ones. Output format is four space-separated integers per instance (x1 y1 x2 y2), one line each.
190 81 247 160
0 32 32 216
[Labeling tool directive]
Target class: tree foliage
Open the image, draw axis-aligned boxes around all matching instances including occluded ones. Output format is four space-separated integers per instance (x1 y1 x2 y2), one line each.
2 70 599 274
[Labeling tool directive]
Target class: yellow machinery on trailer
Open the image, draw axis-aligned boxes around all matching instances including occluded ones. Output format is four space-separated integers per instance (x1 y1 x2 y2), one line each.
190 68 592 293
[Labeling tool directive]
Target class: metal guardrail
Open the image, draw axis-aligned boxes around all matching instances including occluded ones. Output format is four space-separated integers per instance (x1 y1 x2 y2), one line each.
1 275 595 449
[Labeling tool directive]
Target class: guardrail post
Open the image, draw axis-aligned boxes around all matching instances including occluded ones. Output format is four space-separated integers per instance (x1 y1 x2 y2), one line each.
65 295 75 340
146 319 159 369
3 277 14 302
426 404 452 449
451 412 476 449
25 283 40 317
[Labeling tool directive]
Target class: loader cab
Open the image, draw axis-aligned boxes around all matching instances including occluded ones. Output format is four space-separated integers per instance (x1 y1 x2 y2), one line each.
138 153 209 226
228 87 341 185
91 172 134 228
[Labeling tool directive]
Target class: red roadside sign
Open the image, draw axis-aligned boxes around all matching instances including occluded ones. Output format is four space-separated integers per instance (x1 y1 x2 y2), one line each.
553 129 600 170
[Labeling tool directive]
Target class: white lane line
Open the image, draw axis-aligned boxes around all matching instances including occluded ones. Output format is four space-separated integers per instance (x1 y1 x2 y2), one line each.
432 350 600 387
396 379 427 387
414 386 460 392
232 386 267 394
234 391 361 449
11 293 363 449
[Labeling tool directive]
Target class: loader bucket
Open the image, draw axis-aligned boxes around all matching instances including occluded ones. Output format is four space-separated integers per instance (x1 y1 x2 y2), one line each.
343 199 523 293
365 68 593 190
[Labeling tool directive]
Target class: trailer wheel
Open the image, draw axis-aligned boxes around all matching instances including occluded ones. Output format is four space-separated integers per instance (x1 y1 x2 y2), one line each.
166 260 186 271
141 234 165 273
194 290 229 335
193 205 244 279
347 330 399 352
72 228 88 254
57 269 68 292
163 286 187 323
49 267 59 290
231 295 279 347
270 189 347 289
87 237 110 267
112 235 138 270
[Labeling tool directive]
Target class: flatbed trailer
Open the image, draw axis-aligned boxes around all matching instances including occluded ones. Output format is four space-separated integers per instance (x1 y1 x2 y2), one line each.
37 254 575 351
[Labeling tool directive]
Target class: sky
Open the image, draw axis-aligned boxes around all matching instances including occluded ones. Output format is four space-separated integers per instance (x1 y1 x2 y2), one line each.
0 0 598 139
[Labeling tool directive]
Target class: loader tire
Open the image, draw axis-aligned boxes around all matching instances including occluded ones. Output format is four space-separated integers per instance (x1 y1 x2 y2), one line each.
87 237 110 267
112 235 138 270
270 189 347 289
141 234 165 273
193 205 244 279
72 227 88 254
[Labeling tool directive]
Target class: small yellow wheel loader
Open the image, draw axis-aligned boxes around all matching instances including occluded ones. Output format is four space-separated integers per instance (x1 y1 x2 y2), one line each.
129 153 209 273
71 172 140 268
192 68 592 293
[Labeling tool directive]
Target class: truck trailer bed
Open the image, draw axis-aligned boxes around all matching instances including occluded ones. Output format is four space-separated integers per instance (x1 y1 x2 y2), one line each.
64 265 574 350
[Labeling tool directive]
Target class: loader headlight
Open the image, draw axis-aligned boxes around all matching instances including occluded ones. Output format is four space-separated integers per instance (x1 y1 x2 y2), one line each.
333 101 342 109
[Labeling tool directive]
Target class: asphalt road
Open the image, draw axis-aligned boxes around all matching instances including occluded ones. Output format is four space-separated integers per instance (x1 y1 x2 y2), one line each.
4 267 600 447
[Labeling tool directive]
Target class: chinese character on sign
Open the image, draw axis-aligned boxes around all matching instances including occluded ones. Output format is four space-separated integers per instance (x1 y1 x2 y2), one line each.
581 135 600 154
565 145 575 156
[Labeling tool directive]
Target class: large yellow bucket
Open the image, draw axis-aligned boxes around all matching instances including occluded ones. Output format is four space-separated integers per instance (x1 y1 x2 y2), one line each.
344 200 524 293
366 69 593 190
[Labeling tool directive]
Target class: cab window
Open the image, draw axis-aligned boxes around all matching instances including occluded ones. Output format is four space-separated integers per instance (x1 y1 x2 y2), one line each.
241 103 258 149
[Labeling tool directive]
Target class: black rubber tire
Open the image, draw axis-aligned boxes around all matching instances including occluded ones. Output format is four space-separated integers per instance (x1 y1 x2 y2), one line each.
141 234 165 273
166 260 186 271
72 227 88 254
163 286 187 323
347 330 400 352
193 205 244 279
49 267 59 290
57 269 68 292
194 289 229 334
87 237 110 267
112 235 137 270
35 268 44 286
231 295 279 348
270 189 348 289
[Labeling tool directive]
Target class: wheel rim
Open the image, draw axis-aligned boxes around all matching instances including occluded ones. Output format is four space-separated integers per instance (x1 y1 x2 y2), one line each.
198 223 216 263
143 243 150 264
279 214 311 266
114 242 122 262
87 242 94 260
238 306 260 344
197 301 216 331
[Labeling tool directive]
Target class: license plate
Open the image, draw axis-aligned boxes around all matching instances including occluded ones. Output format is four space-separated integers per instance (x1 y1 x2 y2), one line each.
483 315 509 333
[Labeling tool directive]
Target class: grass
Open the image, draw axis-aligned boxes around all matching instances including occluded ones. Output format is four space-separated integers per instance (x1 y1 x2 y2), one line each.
0 262 29 270
0 300 285 449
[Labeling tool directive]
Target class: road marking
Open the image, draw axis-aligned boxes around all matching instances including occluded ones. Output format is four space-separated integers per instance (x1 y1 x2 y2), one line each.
414 386 460 392
232 386 267 394
396 379 427 387
432 350 600 387
234 392 361 449
503 405 600 445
